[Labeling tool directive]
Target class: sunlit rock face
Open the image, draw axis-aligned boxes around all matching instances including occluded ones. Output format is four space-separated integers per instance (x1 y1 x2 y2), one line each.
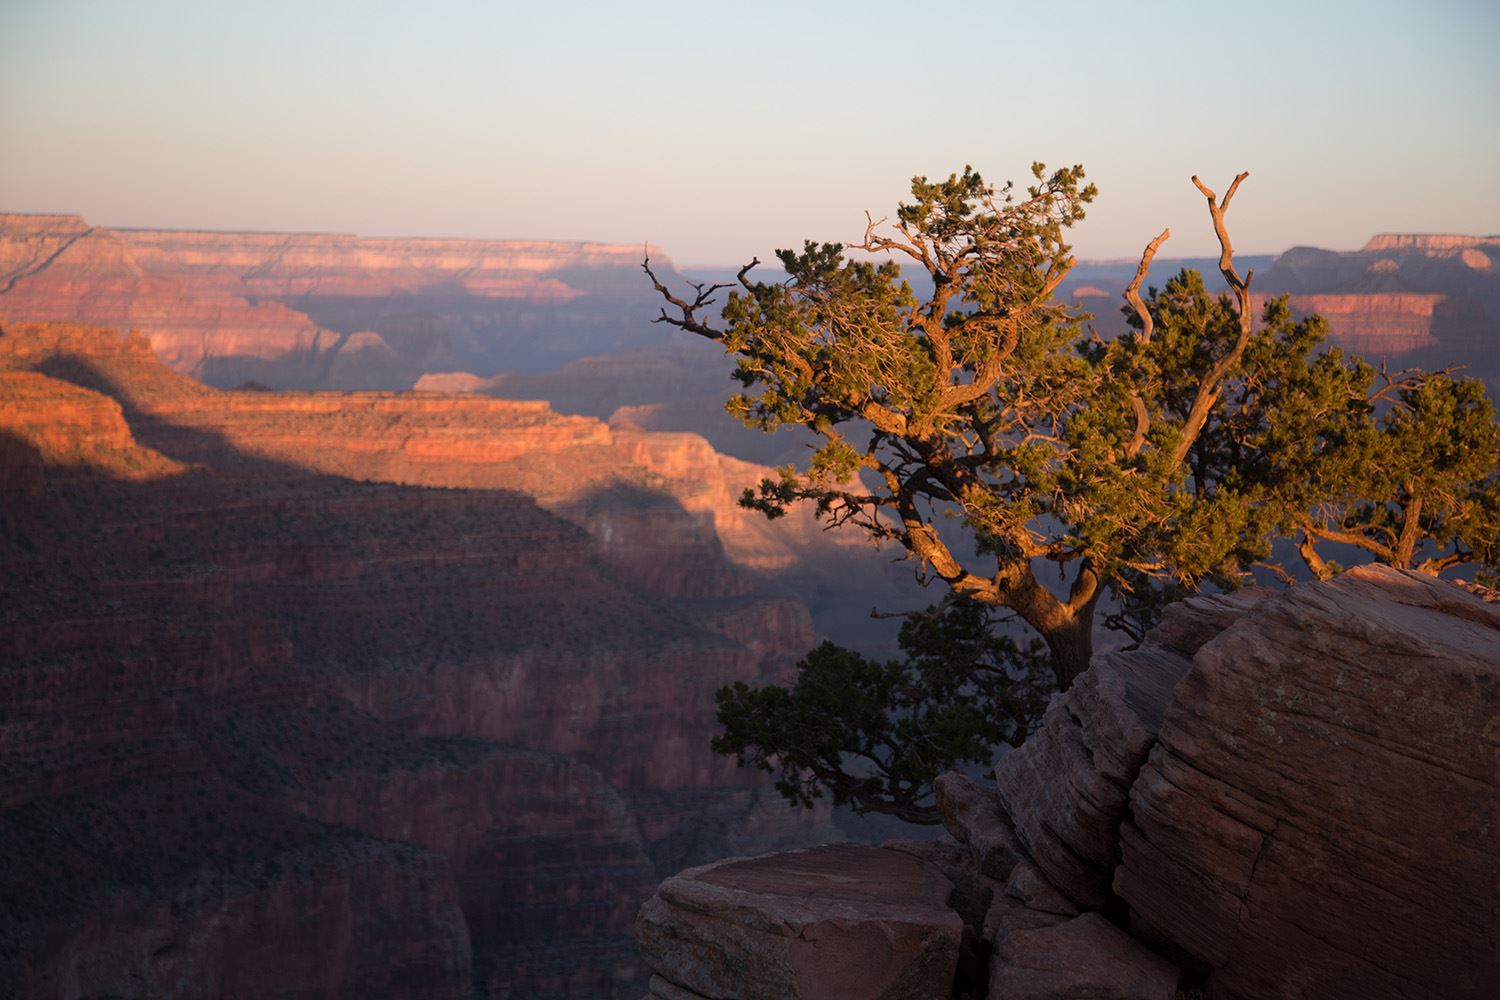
1253 234 1500 379
0 321 841 998
0 213 678 387
1053 235 1499 389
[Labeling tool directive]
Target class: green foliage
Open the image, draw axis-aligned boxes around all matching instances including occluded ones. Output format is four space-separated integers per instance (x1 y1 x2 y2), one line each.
1107 271 1500 584
712 600 1050 824
650 163 1500 819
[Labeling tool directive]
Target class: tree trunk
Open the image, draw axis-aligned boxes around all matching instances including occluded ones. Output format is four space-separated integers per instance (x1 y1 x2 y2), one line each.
1041 611 1095 691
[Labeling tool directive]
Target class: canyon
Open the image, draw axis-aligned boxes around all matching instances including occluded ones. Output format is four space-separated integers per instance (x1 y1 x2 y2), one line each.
0 214 676 390
1061 234 1499 387
3 217 1494 475
2 212 1495 999
0 320 920 998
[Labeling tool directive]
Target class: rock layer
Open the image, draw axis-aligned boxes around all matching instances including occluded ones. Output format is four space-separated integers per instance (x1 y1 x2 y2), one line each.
638 568 1500 1000
0 213 682 386
636 845 962 1000
0 320 843 997
1116 568 1500 999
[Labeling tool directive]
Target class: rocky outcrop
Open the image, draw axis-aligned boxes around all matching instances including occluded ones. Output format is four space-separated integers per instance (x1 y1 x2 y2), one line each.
988 914 1178 1000
637 845 962 1000
991 642 1196 910
1116 568 1500 999
637 567 1499 999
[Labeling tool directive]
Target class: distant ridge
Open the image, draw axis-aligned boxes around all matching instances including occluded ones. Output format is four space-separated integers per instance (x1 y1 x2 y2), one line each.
1363 233 1500 252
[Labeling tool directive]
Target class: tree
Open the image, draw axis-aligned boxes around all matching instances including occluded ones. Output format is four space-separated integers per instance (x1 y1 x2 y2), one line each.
646 163 1500 820
712 598 1050 824
647 166 1294 688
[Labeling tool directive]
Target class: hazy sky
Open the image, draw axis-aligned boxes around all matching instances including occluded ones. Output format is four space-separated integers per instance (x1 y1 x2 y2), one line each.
3 0 1497 265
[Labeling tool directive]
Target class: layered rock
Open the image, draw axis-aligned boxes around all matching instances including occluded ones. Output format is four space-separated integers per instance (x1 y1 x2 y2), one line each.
988 914 1178 1000
0 213 684 387
3 320 917 646
0 320 844 997
638 568 1499 1000
1362 233 1500 253
1116 568 1500 999
1254 235 1500 379
0 217 328 380
637 845 962 1000
991 642 1197 910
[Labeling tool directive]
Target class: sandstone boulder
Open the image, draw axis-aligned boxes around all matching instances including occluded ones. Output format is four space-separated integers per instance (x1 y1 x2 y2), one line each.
992 642 1198 909
934 772 1027 880
982 893 1069 946
1116 566 1500 999
636 844 962 1000
988 912 1179 1000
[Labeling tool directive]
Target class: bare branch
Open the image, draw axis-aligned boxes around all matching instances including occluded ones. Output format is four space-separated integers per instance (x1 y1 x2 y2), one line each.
1366 361 1464 406
1172 173 1255 467
1122 227 1171 457
642 254 740 340
1190 172 1250 294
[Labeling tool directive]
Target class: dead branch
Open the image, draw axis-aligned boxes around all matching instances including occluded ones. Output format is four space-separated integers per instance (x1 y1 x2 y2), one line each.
642 253 751 340
1122 227 1171 457
1366 360 1465 406
1172 173 1255 468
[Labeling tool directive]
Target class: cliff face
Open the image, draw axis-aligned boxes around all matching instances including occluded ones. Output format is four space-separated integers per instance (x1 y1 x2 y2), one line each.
1254 235 1500 378
638 569 1500 1000
1 320 913 642
1362 233 1500 253
0 320 841 998
1052 236 1498 389
0 214 680 387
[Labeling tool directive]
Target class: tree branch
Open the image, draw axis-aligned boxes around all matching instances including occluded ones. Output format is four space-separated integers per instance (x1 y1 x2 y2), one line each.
1122 227 1171 457
1173 174 1255 467
642 253 751 340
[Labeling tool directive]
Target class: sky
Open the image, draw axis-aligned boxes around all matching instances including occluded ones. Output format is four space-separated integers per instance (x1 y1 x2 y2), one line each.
2 0 1498 266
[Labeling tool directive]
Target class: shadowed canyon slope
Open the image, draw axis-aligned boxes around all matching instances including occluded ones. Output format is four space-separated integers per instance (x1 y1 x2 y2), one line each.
0 320 885 998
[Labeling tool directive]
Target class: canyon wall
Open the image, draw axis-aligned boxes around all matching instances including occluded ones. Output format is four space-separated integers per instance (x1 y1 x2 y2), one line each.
1252 234 1499 374
0 320 850 998
5 214 1493 466
0 214 678 388
1056 237 1498 388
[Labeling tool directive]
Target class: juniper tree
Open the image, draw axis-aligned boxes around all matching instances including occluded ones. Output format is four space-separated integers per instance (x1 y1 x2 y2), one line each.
647 166 1287 688
649 164 1499 819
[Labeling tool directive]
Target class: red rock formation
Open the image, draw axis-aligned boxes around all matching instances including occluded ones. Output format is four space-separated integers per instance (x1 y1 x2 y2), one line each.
1256 236 1500 380
0 369 182 479
0 213 682 387
114 227 644 298
1362 233 1500 253
0 217 327 378
0 320 840 997
1250 291 1447 354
